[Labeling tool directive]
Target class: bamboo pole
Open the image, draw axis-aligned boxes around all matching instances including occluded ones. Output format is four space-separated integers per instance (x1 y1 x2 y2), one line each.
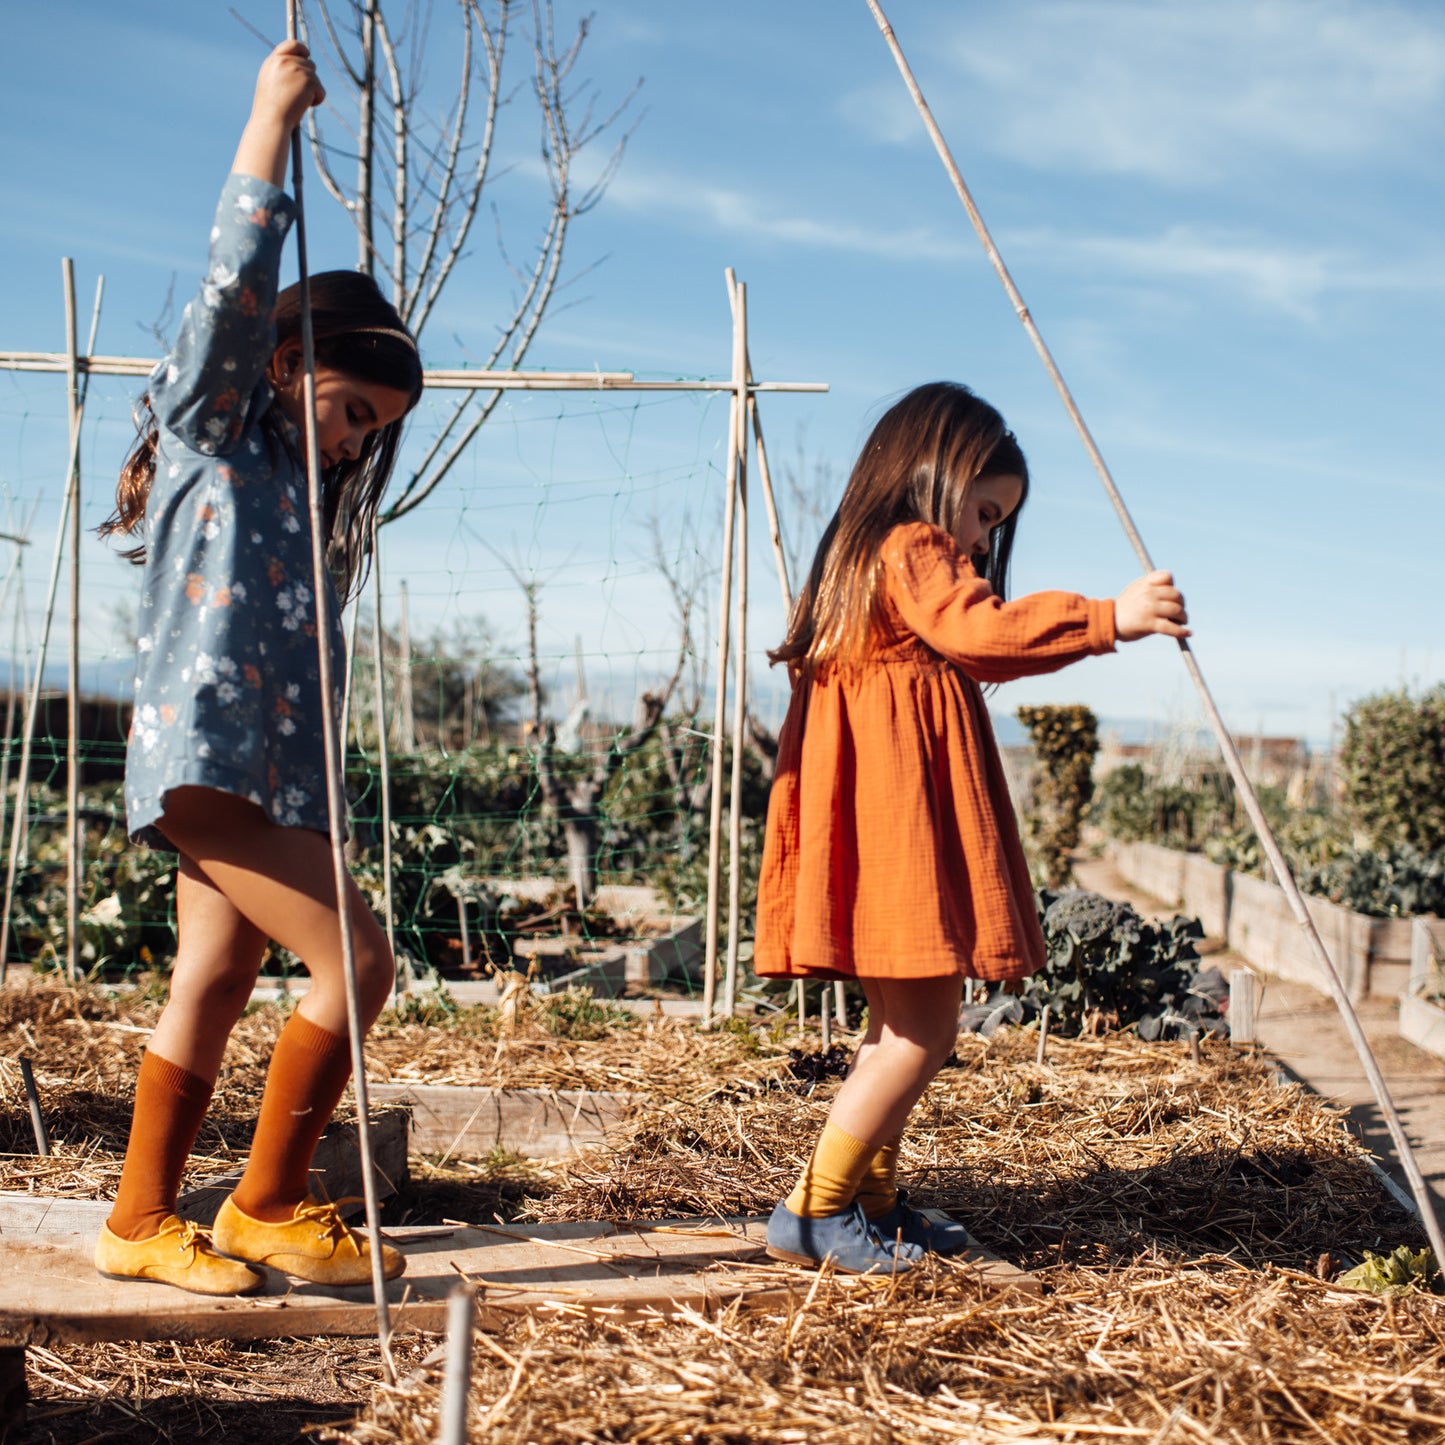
370 518 399 975
865 0 1445 1269
0 350 826 394
0 545 28 932
62 261 81 983
287 0 394 1370
723 277 749 1020
1 280 102 985
701 283 744 1027
438 1283 475 1445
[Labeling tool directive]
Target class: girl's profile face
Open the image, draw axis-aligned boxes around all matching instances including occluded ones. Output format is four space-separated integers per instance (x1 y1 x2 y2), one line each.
954 472 1024 566
271 342 413 471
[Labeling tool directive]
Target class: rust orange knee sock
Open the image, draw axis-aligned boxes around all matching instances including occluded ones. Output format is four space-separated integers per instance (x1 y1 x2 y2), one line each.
230 1011 352 1223
107 1051 214 1242
783 1123 879 1218
853 1133 903 1221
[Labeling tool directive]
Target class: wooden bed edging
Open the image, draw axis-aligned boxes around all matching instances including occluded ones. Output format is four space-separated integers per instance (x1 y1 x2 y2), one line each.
1110 841 1416 1001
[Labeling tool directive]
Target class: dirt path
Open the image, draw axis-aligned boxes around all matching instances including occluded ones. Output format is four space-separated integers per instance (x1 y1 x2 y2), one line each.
1073 853 1445 1220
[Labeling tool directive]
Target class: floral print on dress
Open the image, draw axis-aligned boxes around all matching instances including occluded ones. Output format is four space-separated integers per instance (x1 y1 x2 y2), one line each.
124 173 347 850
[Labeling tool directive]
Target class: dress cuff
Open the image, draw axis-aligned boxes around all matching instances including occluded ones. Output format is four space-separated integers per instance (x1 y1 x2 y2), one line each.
1087 598 1117 654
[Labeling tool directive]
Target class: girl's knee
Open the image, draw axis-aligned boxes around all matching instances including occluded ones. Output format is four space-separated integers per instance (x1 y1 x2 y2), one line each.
353 935 395 1022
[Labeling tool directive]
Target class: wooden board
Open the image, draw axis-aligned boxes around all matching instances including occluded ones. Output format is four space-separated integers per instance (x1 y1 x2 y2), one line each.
0 1112 408 1237
367 1083 634 1158
0 1214 1036 1349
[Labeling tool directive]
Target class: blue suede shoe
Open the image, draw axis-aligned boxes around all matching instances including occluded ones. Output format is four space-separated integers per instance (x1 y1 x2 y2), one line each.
866 1189 974 1256
765 1199 926 1274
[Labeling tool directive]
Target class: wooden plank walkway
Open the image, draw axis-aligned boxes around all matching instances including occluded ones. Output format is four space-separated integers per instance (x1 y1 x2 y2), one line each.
0 1213 1036 1349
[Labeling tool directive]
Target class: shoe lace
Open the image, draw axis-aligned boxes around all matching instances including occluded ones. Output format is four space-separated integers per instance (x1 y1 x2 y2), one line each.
158 1217 209 1255
292 1197 365 1244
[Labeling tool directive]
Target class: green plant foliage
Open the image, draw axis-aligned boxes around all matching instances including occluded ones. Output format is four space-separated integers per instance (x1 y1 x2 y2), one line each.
1336 1245 1442 1295
1297 846 1445 919
964 889 1226 1041
1340 686 1445 853
1017 704 1099 888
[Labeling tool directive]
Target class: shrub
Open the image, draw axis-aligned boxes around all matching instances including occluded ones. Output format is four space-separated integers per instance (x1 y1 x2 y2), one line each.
1340 687 1445 852
1017 704 1098 888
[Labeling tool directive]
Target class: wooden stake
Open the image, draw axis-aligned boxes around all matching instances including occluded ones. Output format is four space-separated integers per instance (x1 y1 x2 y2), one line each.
287 0 394 1371
1035 1005 1051 1066
438 1283 475 1445
820 984 832 1051
723 276 749 1021
701 277 743 1027
865 0 1445 1271
369 518 399 977
457 895 472 977
833 980 847 1029
19 1059 49 1157
62 259 81 984
1229 970 1257 1047
1 279 101 986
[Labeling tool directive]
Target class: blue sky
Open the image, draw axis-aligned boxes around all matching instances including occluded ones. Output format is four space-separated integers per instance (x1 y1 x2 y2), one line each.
3 0 1444 746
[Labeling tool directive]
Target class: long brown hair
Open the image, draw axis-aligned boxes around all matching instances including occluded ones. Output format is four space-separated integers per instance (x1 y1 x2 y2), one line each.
771 382 1028 676
101 271 423 600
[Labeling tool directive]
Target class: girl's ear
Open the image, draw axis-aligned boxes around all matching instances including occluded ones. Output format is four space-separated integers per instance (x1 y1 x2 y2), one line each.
269 337 303 388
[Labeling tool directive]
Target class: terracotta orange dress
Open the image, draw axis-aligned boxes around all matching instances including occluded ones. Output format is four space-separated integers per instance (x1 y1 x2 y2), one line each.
753 522 1116 984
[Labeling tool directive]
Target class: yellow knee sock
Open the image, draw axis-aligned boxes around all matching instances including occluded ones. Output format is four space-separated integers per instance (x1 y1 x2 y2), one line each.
783 1123 878 1218
853 1133 902 1221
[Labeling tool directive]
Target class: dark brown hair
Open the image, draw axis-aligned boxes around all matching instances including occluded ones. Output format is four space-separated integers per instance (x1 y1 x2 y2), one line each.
771 381 1028 676
101 270 423 600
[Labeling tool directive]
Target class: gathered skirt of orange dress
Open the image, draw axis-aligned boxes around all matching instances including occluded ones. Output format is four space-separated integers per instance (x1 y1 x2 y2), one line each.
752 521 1116 984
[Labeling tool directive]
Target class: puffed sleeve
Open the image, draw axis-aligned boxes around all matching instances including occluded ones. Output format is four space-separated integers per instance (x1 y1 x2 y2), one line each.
148 173 297 457
880 522 1115 682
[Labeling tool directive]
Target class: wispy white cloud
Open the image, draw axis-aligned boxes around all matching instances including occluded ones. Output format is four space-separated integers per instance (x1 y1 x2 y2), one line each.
853 0 1445 184
1007 224 1444 320
603 168 970 263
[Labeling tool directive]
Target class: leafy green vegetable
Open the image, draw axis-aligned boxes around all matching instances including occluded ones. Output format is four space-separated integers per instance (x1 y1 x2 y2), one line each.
1336 1246 1442 1295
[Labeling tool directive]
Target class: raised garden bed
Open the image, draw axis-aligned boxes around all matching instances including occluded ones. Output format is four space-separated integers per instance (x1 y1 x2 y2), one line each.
1399 916 1445 1062
1111 840 1416 999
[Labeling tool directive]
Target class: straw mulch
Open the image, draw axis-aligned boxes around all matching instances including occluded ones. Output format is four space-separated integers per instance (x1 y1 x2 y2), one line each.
329 1264 1445 1445
0 978 785 1200
9 977 1445 1443
331 1031 1444 1445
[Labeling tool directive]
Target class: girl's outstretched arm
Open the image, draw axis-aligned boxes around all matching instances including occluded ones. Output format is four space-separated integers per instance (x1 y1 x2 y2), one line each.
1114 570 1190 641
232 40 325 188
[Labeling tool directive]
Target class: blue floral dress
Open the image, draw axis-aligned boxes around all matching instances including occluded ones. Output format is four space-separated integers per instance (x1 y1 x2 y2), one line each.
125 173 345 849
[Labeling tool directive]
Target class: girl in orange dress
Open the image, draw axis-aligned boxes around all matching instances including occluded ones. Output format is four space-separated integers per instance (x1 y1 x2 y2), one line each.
755 382 1188 1273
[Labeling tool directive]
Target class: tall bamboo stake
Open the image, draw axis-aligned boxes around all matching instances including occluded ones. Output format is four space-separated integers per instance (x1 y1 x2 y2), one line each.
701 281 744 1026
63 260 81 983
1 279 102 985
0 543 29 933
370 517 399 985
865 0 1445 1267
287 0 395 1369
723 278 750 1019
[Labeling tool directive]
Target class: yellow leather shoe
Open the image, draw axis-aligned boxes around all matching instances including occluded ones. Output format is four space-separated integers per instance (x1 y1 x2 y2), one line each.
211 1195 406 1286
95 1216 265 1296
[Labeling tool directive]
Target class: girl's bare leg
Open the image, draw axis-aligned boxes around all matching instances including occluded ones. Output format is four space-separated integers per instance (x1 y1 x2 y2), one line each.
147 857 270 1080
155 787 393 1221
824 975 963 1146
155 787 393 1033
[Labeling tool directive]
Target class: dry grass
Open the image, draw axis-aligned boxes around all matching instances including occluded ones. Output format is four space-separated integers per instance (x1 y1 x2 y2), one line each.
6 976 1443 1443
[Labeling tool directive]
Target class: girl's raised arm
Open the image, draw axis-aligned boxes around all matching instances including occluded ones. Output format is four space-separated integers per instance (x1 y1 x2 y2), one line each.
232 41 325 189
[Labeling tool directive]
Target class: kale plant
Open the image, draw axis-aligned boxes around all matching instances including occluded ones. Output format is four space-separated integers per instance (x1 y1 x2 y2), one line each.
961 889 1228 1041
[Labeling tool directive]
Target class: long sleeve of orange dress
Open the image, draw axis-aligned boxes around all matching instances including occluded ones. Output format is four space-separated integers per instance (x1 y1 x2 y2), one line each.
753 522 1117 983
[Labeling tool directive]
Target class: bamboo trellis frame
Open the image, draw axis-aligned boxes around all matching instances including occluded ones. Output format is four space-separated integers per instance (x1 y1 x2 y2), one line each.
864 0 1445 1267
0 313 823 999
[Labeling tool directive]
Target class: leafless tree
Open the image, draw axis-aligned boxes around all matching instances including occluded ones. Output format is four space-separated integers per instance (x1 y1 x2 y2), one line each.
491 550 687 908
302 0 641 522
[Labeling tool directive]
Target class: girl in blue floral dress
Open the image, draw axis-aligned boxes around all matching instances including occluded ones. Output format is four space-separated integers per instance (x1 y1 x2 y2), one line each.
96 41 423 1295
